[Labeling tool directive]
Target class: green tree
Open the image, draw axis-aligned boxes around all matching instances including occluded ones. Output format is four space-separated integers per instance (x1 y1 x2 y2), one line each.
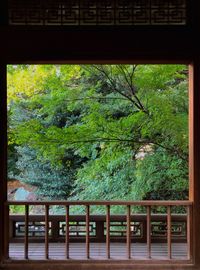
7 64 188 202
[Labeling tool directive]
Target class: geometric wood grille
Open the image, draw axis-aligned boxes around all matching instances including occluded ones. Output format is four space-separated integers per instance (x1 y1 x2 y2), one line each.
59 221 96 237
151 221 186 238
106 221 143 238
8 0 187 26
15 222 51 237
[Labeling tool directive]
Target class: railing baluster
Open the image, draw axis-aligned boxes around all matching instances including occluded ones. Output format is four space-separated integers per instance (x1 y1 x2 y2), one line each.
187 205 191 260
45 205 49 259
86 205 90 259
65 205 69 259
127 205 131 259
147 206 151 259
24 205 29 259
106 205 110 259
167 205 172 259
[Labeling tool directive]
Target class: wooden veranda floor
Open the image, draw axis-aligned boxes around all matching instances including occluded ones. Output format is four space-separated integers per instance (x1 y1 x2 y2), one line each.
9 243 188 260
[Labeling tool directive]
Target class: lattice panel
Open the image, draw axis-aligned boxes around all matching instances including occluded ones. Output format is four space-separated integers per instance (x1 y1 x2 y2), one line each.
59 221 96 237
8 0 187 26
104 221 143 238
15 221 52 237
151 221 186 238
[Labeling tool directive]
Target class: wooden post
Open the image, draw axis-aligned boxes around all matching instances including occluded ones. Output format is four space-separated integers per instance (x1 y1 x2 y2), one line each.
147 206 151 259
96 220 104 242
187 205 191 260
51 220 60 242
65 205 69 259
45 205 49 259
126 205 131 259
86 205 90 259
106 205 110 259
167 206 172 259
25 205 29 259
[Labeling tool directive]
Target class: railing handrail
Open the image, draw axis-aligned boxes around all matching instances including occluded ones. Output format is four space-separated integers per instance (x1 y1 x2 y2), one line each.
9 213 188 217
6 200 193 206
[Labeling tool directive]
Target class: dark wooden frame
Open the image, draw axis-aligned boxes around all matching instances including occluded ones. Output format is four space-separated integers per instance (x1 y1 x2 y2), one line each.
1 1 200 269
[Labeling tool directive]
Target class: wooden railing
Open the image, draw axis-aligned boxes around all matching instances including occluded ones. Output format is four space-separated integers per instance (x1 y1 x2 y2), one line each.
6 200 193 261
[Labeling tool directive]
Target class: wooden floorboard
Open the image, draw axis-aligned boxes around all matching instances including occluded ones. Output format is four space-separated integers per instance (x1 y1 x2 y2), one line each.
9 243 188 260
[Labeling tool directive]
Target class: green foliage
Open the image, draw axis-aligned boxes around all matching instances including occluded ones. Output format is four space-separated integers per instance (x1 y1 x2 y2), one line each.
73 148 136 201
133 148 188 200
15 146 83 199
9 205 25 214
7 64 188 205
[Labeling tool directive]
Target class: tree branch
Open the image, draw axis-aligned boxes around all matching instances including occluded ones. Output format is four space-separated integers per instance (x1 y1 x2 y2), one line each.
92 65 149 115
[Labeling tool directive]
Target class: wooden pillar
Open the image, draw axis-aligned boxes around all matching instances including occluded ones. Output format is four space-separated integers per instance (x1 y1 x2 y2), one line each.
189 61 200 266
0 64 8 263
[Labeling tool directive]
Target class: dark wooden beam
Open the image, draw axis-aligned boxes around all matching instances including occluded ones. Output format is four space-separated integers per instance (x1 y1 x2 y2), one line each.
0 26 194 63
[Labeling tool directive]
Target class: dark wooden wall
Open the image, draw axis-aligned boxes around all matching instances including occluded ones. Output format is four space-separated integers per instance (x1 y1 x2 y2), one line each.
0 26 197 63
